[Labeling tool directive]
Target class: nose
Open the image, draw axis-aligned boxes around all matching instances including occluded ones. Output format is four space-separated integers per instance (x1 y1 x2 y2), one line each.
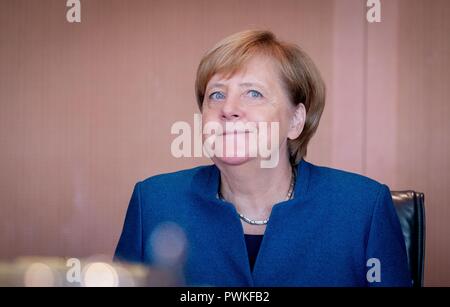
221 96 243 121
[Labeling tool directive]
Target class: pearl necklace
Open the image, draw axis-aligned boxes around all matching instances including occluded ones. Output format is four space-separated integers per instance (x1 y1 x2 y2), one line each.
217 166 296 225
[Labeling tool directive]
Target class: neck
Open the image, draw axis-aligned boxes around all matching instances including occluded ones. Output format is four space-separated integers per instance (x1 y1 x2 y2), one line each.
215 153 294 217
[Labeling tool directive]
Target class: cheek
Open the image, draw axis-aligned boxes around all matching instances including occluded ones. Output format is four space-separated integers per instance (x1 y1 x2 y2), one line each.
277 104 295 138
201 109 215 125
201 112 221 142
278 114 291 139
252 107 290 138
246 107 277 123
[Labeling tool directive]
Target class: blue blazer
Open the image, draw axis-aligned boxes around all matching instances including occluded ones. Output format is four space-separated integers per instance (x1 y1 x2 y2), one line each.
115 159 411 287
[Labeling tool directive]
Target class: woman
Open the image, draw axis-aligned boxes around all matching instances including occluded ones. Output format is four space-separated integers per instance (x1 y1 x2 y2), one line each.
115 30 411 287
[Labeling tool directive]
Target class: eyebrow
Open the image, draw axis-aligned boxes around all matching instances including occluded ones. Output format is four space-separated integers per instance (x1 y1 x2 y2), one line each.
208 82 226 89
239 82 266 88
207 82 267 89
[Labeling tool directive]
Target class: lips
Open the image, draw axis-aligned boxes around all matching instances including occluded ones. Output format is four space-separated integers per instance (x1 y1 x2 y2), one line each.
220 131 251 136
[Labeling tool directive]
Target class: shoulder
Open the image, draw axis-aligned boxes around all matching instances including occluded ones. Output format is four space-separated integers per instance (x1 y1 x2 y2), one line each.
134 164 215 199
307 162 384 193
303 161 391 214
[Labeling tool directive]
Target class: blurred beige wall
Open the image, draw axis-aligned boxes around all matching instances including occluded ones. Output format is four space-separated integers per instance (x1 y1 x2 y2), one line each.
0 0 449 286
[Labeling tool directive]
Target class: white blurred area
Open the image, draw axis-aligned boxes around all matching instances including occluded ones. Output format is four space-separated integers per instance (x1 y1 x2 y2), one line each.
0 256 181 287
0 222 188 287
149 222 187 268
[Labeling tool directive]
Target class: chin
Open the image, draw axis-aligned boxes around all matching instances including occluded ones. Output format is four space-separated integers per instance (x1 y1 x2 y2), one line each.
214 156 253 166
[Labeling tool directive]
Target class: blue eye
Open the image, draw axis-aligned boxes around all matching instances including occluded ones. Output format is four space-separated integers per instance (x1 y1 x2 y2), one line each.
247 90 263 98
209 91 226 101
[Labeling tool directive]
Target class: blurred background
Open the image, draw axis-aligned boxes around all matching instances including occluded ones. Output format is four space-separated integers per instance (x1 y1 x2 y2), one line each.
0 0 449 286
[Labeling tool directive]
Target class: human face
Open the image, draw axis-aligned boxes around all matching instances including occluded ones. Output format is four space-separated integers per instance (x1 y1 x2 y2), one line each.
201 54 305 168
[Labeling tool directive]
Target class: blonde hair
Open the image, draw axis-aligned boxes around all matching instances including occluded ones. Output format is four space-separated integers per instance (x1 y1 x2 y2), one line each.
195 30 325 164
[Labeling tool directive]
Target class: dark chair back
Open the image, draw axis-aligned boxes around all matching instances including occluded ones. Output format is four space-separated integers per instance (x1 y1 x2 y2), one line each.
391 191 425 287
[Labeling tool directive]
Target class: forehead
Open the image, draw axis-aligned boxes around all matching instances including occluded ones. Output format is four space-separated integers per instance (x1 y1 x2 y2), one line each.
206 54 281 87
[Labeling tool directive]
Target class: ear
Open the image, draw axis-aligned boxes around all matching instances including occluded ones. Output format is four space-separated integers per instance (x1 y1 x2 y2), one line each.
287 103 306 140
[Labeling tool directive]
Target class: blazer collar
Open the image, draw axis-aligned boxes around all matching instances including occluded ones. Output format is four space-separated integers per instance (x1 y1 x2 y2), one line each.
188 158 312 285
191 158 311 207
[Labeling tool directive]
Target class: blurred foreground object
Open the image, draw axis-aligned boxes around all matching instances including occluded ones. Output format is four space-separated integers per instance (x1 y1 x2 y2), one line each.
0 255 181 287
